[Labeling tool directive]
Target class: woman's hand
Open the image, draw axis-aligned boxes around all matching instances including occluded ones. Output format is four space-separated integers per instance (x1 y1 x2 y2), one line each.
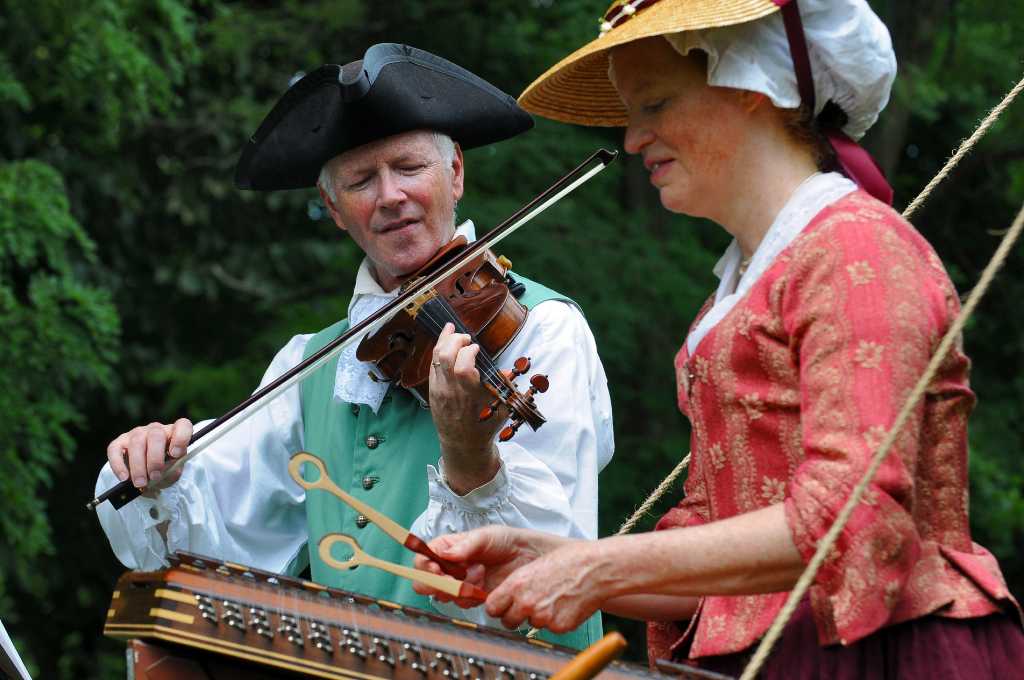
415 506 805 633
413 527 572 608
483 539 610 633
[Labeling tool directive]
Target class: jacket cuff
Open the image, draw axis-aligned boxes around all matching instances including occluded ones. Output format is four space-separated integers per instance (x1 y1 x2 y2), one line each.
784 478 920 644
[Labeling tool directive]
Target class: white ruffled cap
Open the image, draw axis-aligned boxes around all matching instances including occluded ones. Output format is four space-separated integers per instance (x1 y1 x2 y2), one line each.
664 0 896 140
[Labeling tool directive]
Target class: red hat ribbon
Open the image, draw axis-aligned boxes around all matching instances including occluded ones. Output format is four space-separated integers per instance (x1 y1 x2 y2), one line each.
774 0 894 205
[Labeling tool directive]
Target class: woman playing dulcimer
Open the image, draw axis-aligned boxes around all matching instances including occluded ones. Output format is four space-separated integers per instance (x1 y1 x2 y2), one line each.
412 1 1024 677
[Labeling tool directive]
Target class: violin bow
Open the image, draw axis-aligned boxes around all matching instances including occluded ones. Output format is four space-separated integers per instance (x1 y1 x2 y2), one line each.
87 148 618 511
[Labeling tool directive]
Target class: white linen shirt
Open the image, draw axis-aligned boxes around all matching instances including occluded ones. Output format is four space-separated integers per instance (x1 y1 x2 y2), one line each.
95 221 614 624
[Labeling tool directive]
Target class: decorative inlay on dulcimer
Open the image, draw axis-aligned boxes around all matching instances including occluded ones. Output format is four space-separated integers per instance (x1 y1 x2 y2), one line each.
104 553 727 680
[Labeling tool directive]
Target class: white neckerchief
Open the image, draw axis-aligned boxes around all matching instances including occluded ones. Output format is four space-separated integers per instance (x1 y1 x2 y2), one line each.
686 173 856 355
333 220 477 412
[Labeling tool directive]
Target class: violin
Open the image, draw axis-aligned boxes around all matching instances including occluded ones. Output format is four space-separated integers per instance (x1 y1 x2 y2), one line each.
88 148 616 511
356 236 549 441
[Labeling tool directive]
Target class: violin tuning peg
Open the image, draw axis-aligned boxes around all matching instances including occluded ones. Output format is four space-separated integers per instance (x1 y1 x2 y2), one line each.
479 399 502 421
497 255 513 272
499 417 523 442
529 374 550 394
512 357 531 377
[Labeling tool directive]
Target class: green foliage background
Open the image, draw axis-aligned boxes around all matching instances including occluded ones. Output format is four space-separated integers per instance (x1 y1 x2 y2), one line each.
1 1 1021 676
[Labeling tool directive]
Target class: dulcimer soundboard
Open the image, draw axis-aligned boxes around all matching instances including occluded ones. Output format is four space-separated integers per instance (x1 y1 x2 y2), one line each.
104 552 726 680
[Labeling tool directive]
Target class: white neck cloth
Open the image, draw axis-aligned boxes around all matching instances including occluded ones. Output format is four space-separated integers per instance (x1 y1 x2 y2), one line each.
686 172 855 355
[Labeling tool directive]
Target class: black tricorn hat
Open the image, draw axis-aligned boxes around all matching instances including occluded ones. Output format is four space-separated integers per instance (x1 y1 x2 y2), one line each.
235 43 534 191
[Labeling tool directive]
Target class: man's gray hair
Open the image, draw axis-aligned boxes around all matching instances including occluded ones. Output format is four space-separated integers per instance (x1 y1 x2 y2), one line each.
317 131 456 202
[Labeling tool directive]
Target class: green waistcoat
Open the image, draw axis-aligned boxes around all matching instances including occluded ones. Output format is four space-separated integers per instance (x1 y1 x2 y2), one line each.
295 274 602 649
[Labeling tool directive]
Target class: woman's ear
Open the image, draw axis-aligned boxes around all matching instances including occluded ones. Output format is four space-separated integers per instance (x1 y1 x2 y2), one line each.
738 90 768 114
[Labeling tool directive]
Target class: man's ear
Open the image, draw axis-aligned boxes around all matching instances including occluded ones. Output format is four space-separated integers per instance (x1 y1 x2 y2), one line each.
318 183 347 232
451 143 465 203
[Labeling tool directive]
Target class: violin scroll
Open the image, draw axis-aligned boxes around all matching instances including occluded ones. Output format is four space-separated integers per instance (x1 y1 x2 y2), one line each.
481 356 552 436
483 358 549 442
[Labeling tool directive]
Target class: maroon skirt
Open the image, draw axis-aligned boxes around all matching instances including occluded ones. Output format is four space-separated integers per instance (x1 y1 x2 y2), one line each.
683 599 1024 680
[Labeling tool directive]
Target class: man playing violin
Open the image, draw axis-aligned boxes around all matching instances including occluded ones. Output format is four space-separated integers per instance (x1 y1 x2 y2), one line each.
93 44 613 649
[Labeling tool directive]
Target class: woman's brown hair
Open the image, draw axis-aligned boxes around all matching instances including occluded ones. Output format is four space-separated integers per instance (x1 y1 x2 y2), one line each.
781 100 848 172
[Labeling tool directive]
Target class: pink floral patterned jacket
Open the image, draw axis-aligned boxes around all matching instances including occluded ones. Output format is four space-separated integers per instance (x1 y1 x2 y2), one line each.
648 191 1020 662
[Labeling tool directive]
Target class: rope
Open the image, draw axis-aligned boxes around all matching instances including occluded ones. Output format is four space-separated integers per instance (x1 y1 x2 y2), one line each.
619 73 1024 535
615 454 691 535
735 72 1024 678
738 198 1024 680
902 74 1024 221
532 74 1019 647
610 75 1024 536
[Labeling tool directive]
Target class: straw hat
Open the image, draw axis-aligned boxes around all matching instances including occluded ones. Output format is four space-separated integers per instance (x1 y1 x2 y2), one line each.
519 0 782 126
521 0 896 202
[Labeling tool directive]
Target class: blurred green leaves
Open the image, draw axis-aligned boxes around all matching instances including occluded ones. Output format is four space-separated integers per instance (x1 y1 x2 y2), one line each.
0 160 118 664
0 0 1022 676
